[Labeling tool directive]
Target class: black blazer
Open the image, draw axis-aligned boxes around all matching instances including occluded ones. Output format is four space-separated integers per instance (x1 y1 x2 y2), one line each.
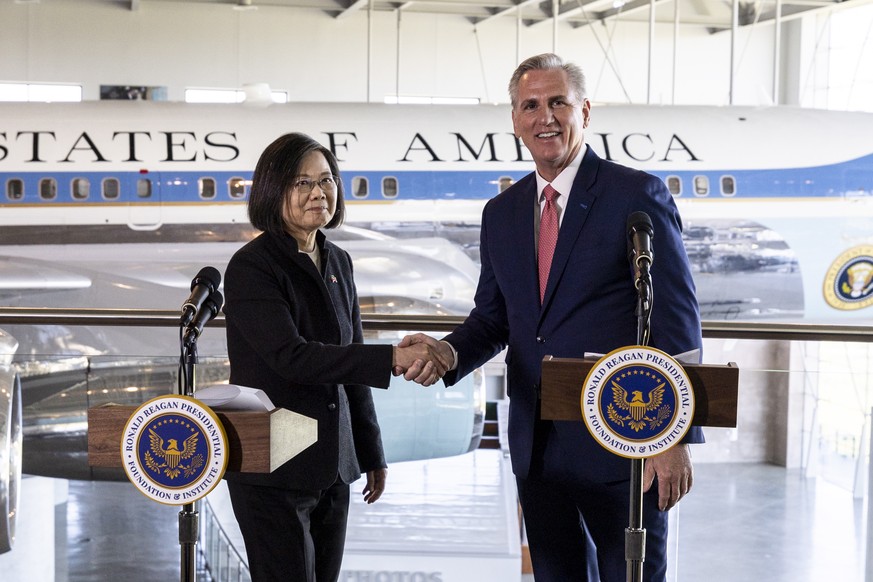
222 230 392 490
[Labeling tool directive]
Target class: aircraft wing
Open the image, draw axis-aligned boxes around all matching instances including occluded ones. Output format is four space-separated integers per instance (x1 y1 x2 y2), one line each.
0 256 92 294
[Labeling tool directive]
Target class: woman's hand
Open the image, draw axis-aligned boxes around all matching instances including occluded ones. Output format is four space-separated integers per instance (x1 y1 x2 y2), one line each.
362 468 387 504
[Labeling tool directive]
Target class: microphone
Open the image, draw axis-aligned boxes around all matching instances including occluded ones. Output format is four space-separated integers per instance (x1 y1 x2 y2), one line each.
183 290 223 347
180 266 221 327
627 211 654 271
627 212 655 343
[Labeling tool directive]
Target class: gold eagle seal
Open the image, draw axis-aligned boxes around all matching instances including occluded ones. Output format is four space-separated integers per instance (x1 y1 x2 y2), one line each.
145 429 204 480
607 379 671 432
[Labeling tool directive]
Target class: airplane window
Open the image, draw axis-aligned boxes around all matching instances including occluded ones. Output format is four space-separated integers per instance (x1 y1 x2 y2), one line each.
666 175 682 196
720 175 736 196
352 177 369 199
382 176 398 199
499 176 514 193
228 177 247 199
102 178 120 200
693 175 709 197
137 178 152 199
6 179 24 200
71 178 90 200
200 177 216 199
39 178 57 200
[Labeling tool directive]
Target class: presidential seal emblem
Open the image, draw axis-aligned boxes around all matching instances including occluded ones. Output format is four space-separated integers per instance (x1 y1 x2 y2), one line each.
823 245 873 311
121 395 227 505
581 346 695 459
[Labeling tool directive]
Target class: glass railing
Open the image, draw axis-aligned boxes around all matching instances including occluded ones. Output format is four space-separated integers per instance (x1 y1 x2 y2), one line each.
198 499 250 582
1 309 872 581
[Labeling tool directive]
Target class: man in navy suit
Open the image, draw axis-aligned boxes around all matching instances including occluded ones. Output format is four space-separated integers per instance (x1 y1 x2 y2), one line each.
398 53 703 581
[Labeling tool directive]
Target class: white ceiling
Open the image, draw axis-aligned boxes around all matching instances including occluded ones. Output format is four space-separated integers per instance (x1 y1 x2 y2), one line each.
109 0 870 30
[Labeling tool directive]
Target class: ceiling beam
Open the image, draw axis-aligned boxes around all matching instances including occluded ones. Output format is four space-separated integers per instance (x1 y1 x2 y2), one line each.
550 0 671 29
336 0 368 19
474 0 554 27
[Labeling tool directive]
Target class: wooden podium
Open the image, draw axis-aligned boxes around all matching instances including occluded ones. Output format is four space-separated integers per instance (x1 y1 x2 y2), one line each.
87 404 317 474
540 355 739 582
87 401 317 582
540 356 739 428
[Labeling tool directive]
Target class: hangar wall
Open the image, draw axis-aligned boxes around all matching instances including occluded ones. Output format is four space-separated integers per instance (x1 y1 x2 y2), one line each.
0 0 791 106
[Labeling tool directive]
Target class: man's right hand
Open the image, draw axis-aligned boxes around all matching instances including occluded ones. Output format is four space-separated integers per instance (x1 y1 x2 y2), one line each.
392 333 454 386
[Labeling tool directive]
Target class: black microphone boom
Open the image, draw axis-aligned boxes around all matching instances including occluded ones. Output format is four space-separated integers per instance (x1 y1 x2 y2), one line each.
626 211 654 269
183 290 223 347
180 266 221 327
627 211 655 346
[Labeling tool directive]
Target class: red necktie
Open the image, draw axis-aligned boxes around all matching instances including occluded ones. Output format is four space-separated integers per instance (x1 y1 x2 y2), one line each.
538 184 559 303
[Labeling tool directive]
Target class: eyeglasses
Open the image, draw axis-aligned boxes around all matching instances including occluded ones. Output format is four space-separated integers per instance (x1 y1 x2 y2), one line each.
292 175 338 195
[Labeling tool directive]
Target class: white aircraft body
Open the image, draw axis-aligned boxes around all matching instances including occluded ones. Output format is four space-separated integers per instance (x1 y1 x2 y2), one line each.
1 101 871 323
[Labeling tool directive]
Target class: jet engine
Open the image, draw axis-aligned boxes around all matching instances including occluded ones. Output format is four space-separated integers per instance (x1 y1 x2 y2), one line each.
0 329 22 554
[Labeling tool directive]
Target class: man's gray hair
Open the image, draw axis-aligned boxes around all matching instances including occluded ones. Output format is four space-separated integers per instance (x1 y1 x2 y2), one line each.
508 53 587 108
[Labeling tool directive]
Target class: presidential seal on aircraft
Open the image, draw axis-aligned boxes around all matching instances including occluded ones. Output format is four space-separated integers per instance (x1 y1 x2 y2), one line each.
121 395 227 505
581 346 695 459
823 244 873 311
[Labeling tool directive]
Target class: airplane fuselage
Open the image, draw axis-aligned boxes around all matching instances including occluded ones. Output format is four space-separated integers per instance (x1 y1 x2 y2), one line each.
1 101 872 322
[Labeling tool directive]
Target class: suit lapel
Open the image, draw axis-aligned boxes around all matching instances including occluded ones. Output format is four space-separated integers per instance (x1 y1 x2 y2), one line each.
272 231 343 343
540 146 600 314
515 177 541 308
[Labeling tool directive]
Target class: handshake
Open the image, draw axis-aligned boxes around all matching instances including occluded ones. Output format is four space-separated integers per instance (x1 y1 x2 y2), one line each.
391 333 454 387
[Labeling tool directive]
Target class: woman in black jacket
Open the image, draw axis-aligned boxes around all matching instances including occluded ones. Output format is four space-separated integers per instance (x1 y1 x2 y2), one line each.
222 133 446 582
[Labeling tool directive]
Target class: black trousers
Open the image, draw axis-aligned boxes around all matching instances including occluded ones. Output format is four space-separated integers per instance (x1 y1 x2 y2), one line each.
227 478 350 582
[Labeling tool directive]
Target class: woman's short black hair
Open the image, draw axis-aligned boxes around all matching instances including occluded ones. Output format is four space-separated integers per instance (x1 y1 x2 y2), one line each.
247 132 345 236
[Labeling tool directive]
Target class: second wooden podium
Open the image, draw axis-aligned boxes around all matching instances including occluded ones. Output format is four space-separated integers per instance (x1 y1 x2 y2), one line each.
540 356 739 428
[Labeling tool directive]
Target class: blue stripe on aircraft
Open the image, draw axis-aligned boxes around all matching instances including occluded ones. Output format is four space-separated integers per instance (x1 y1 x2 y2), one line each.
1 151 872 204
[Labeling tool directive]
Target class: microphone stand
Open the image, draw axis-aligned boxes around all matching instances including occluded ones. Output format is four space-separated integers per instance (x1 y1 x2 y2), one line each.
627 258 652 582
178 329 199 582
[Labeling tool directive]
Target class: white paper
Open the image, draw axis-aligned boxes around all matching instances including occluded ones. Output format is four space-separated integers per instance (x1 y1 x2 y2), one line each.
673 348 701 364
196 384 275 412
